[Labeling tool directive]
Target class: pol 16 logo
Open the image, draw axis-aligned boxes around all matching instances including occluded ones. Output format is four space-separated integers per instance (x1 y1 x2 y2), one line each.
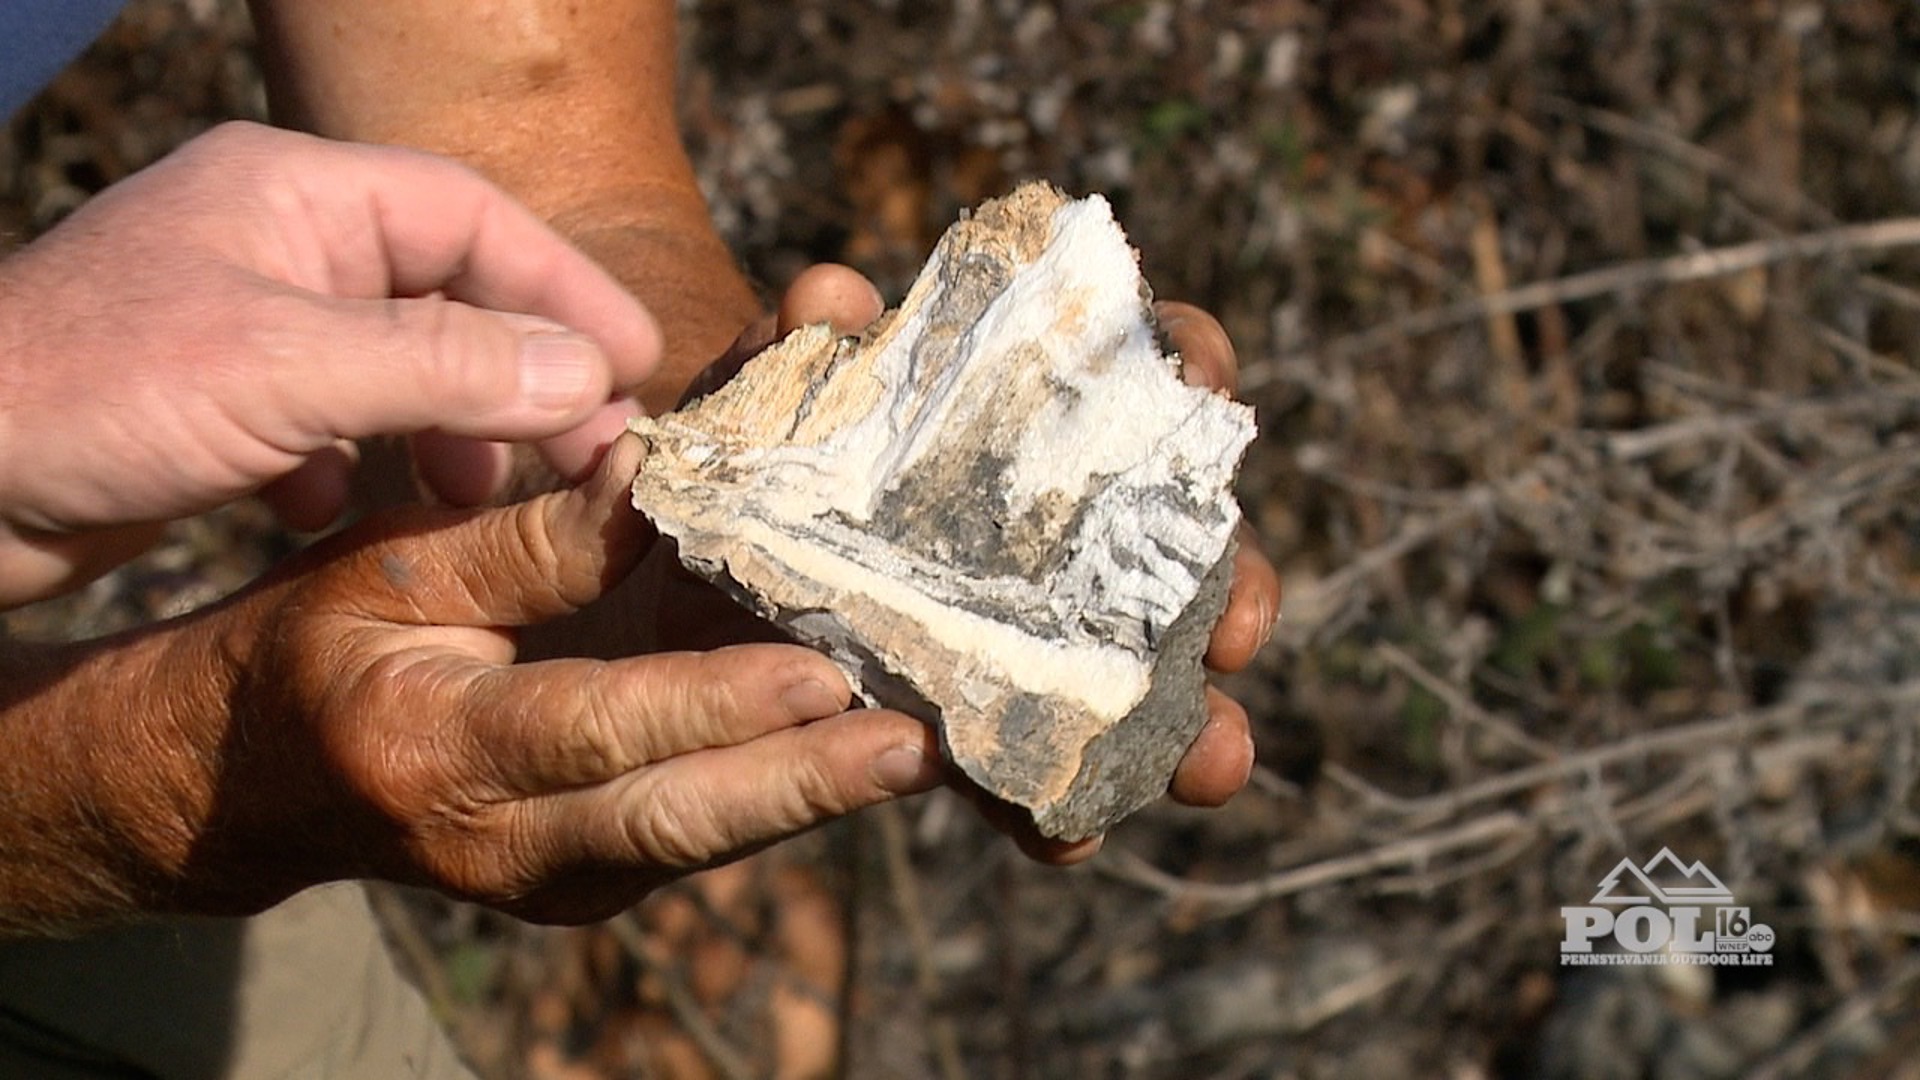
1560 849 1774 966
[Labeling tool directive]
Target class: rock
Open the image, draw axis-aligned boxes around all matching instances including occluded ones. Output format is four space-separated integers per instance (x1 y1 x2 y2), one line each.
628 182 1256 840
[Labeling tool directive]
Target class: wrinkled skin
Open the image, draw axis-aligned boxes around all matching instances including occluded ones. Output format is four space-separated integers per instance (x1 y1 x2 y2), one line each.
0 435 944 930
0 122 659 606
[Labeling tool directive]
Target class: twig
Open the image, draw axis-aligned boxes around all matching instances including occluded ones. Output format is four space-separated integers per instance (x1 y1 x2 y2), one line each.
1858 273 1920 315
1602 389 1920 461
608 914 756 1080
1374 640 1557 760
1321 762 1436 818
1246 763 1304 802
1467 200 1528 412
1730 443 1920 560
840 821 866 1078
1095 811 1531 917
1290 909 1504 1030
1246 216 1920 391
997 851 1032 1080
1372 828 1538 897
1741 954 1920 1080
873 803 968 1080
1367 687 1910 824
1808 320 1920 385
1537 96 1834 227
1279 483 1500 642
1102 685 1920 920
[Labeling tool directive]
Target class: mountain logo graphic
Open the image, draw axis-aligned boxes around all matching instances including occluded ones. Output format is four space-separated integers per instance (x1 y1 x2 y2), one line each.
1562 849 1772 965
1588 847 1735 906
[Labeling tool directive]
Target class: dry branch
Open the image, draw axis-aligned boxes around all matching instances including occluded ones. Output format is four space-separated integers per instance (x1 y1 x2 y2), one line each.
1245 216 1920 392
1101 682 1920 920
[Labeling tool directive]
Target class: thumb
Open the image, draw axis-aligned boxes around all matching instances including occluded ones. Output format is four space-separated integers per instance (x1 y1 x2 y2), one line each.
328 432 653 629
271 294 626 447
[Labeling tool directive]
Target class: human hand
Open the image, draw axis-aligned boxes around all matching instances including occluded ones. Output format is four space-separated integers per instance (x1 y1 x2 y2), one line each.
104 434 941 925
0 121 661 607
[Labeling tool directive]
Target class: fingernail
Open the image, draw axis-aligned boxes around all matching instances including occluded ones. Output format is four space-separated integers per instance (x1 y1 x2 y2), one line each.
780 678 846 721
872 744 943 794
1182 358 1213 388
519 331 600 411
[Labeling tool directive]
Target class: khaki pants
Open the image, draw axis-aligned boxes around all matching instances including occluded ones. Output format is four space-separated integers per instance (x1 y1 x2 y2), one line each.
0 884 476 1080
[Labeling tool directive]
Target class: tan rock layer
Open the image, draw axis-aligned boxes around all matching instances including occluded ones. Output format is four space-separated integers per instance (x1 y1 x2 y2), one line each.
631 182 1255 839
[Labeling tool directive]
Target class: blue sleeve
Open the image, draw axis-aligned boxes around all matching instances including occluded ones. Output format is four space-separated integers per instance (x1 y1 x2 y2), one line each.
0 1 130 120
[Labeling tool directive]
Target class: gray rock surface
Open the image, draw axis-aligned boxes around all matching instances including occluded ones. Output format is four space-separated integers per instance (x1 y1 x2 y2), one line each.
629 183 1256 839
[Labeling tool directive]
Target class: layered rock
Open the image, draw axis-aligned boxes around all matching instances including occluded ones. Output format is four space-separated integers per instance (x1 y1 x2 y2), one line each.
629 183 1256 839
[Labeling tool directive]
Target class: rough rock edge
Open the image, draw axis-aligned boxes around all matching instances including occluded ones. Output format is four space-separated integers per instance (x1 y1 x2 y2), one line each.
1032 543 1237 839
629 183 1254 840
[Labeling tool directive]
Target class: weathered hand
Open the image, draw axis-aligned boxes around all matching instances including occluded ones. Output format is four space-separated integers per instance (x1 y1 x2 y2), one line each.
0 121 660 606
110 434 940 925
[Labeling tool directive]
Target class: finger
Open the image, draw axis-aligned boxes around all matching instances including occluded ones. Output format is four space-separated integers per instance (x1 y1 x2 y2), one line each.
536 397 646 485
410 431 513 508
258 441 359 531
1167 688 1255 807
462 644 856 794
223 123 663 391
554 710 943 870
0 520 165 608
776 264 885 337
1020 832 1104 866
331 431 651 628
1206 525 1281 673
1157 300 1239 396
263 299 630 447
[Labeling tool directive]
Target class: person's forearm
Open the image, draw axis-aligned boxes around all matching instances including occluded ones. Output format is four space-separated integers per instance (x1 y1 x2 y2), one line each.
248 0 688 215
248 0 760 405
0 626 226 933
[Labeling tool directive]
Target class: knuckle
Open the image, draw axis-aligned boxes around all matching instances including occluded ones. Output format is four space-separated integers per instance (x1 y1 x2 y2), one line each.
686 650 753 720
620 778 723 868
231 288 318 371
192 120 269 160
780 752 866 828
409 807 542 902
372 751 561 902
506 499 583 609
573 670 650 775
408 300 516 410
632 652 738 746
331 654 468 820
